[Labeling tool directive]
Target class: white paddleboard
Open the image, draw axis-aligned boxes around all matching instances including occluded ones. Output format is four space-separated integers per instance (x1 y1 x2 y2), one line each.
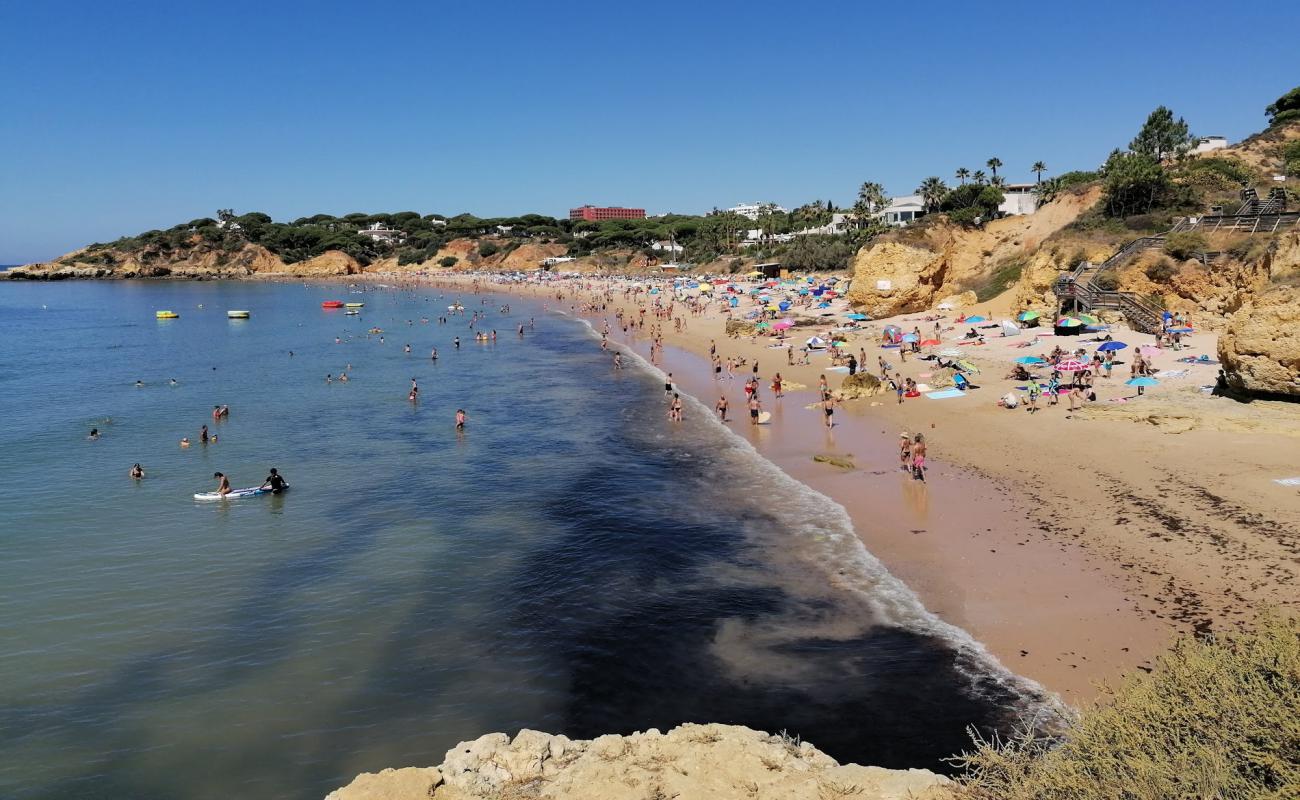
194 486 268 501
757 411 772 424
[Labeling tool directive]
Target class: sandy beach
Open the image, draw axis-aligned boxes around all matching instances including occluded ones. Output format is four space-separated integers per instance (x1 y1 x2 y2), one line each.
395 270 1300 703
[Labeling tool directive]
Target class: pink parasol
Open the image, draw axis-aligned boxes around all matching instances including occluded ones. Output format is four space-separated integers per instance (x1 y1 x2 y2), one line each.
1054 359 1089 372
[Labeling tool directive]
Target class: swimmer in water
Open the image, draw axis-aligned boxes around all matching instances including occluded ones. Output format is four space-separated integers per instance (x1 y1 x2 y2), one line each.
88 428 100 440
135 380 144 388
454 337 460 349
180 437 190 447
213 471 231 496
129 463 144 479
431 347 438 360
169 378 177 386
200 425 209 444
455 409 467 430
404 344 411 353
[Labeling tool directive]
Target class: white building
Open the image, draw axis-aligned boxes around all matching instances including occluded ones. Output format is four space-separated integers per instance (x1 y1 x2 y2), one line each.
875 195 926 226
998 183 1039 216
728 202 788 220
358 223 404 244
650 240 684 253
793 212 853 237
1193 136 1229 154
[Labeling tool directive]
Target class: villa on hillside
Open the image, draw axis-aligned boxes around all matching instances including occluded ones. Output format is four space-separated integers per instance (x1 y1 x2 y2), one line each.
875 195 926 226
727 202 788 220
359 223 404 244
999 183 1039 216
1194 136 1229 154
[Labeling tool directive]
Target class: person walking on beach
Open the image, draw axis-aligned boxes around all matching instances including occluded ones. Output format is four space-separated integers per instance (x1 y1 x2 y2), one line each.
821 394 835 428
664 373 674 396
911 434 927 482
1026 382 1040 414
899 433 912 473
819 374 828 396
772 373 783 399
748 395 762 425
715 395 729 422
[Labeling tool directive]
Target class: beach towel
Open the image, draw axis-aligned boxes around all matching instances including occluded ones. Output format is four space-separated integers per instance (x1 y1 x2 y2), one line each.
1275 477 1300 487
1155 369 1189 379
925 389 966 399
826 366 850 373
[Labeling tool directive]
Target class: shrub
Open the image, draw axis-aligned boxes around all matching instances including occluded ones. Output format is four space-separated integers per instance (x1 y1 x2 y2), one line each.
1163 231 1208 260
974 257 1025 302
1145 256 1179 282
1093 271 1120 291
1177 157 1257 190
1056 170 1099 189
950 614 1300 800
438 256 457 268
477 241 499 258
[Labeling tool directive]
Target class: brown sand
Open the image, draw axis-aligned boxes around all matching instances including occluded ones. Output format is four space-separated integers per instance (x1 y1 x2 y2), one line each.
381 272 1300 704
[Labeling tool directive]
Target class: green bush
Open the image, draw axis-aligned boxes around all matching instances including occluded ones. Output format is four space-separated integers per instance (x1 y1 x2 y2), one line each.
1145 256 1179 282
1163 231 1209 260
974 256 1025 302
1093 271 1120 291
950 614 1300 800
438 256 458 268
477 241 499 258
1056 170 1100 188
1177 157 1257 190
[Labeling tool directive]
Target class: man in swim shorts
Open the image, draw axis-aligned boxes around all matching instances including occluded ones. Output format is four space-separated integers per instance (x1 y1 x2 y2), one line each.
260 468 288 494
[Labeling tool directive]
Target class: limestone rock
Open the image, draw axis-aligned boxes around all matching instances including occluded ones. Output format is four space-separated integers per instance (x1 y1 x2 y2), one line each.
838 372 884 398
325 724 952 800
259 249 360 276
325 767 442 800
935 290 977 309
1219 283 1300 397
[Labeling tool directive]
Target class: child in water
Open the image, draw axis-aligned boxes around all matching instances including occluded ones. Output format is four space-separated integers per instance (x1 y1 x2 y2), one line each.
455 409 467 430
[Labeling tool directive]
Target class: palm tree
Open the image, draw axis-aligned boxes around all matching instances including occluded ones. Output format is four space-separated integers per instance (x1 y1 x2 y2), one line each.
986 157 1002 178
972 170 988 185
917 177 948 212
854 181 887 229
1031 161 1047 184
955 167 970 185
990 175 1007 188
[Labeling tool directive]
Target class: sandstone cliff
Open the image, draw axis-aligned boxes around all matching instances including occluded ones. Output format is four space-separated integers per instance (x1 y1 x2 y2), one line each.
325 724 951 800
3 240 363 279
846 187 1100 317
1219 282 1300 398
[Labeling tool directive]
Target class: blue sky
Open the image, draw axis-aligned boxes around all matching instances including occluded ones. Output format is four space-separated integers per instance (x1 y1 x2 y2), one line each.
2 0 1297 263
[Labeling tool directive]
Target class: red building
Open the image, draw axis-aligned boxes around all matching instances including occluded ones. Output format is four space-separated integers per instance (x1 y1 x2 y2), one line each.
569 205 646 222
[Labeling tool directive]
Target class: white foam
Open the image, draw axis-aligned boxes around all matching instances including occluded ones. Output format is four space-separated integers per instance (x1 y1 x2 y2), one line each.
569 315 1052 706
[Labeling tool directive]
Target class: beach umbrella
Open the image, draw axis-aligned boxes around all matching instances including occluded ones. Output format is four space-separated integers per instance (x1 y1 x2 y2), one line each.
773 320 794 330
1055 317 1084 327
755 321 771 329
901 333 919 343
1054 359 1089 372
882 324 902 336
1126 377 1159 387
1085 324 1110 331
937 302 954 311
766 304 780 311
1139 344 1160 356
806 336 827 348
778 301 791 311
1167 326 1194 334
1097 341 1128 352
965 315 986 323
846 313 869 320
1016 310 1041 322
1015 356 1047 364
699 284 712 292
1077 313 1102 325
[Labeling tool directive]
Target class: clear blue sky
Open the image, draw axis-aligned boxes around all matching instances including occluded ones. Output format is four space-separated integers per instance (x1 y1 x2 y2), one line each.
2 0 1296 263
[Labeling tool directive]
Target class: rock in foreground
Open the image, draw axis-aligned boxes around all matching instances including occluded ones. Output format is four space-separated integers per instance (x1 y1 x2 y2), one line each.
326 724 951 800
1219 283 1300 398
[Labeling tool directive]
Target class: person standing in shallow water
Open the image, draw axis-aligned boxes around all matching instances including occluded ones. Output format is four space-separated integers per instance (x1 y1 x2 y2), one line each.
455 409 467 430
911 434 927 482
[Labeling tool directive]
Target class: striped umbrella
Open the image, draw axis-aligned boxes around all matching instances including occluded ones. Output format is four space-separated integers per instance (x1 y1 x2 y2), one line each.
1077 313 1102 325
1016 310 1041 322
1054 359 1090 372
1055 317 1084 328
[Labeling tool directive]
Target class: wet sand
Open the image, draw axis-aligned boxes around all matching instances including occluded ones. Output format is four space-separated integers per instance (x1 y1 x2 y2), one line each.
380 272 1300 704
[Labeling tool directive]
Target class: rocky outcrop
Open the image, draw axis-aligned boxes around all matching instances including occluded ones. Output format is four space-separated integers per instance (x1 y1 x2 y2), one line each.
326 724 951 800
260 249 362 276
847 187 1100 317
2 241 362 279
838 372 884 399
1219 283 1300 398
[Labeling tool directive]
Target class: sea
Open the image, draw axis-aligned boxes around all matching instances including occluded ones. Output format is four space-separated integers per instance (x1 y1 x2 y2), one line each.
0 280 1039 800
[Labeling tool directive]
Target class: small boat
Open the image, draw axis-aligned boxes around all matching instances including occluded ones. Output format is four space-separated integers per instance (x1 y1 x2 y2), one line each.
321 300 344 309
226 310 250 319
345 302 365 308
345 310 360 315
156 310 179 319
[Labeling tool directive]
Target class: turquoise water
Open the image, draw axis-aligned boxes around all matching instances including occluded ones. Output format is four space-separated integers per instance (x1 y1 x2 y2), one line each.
0 281 1033 800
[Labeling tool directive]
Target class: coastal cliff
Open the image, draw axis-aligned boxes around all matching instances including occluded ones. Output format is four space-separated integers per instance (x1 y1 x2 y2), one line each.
325 724 951 800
